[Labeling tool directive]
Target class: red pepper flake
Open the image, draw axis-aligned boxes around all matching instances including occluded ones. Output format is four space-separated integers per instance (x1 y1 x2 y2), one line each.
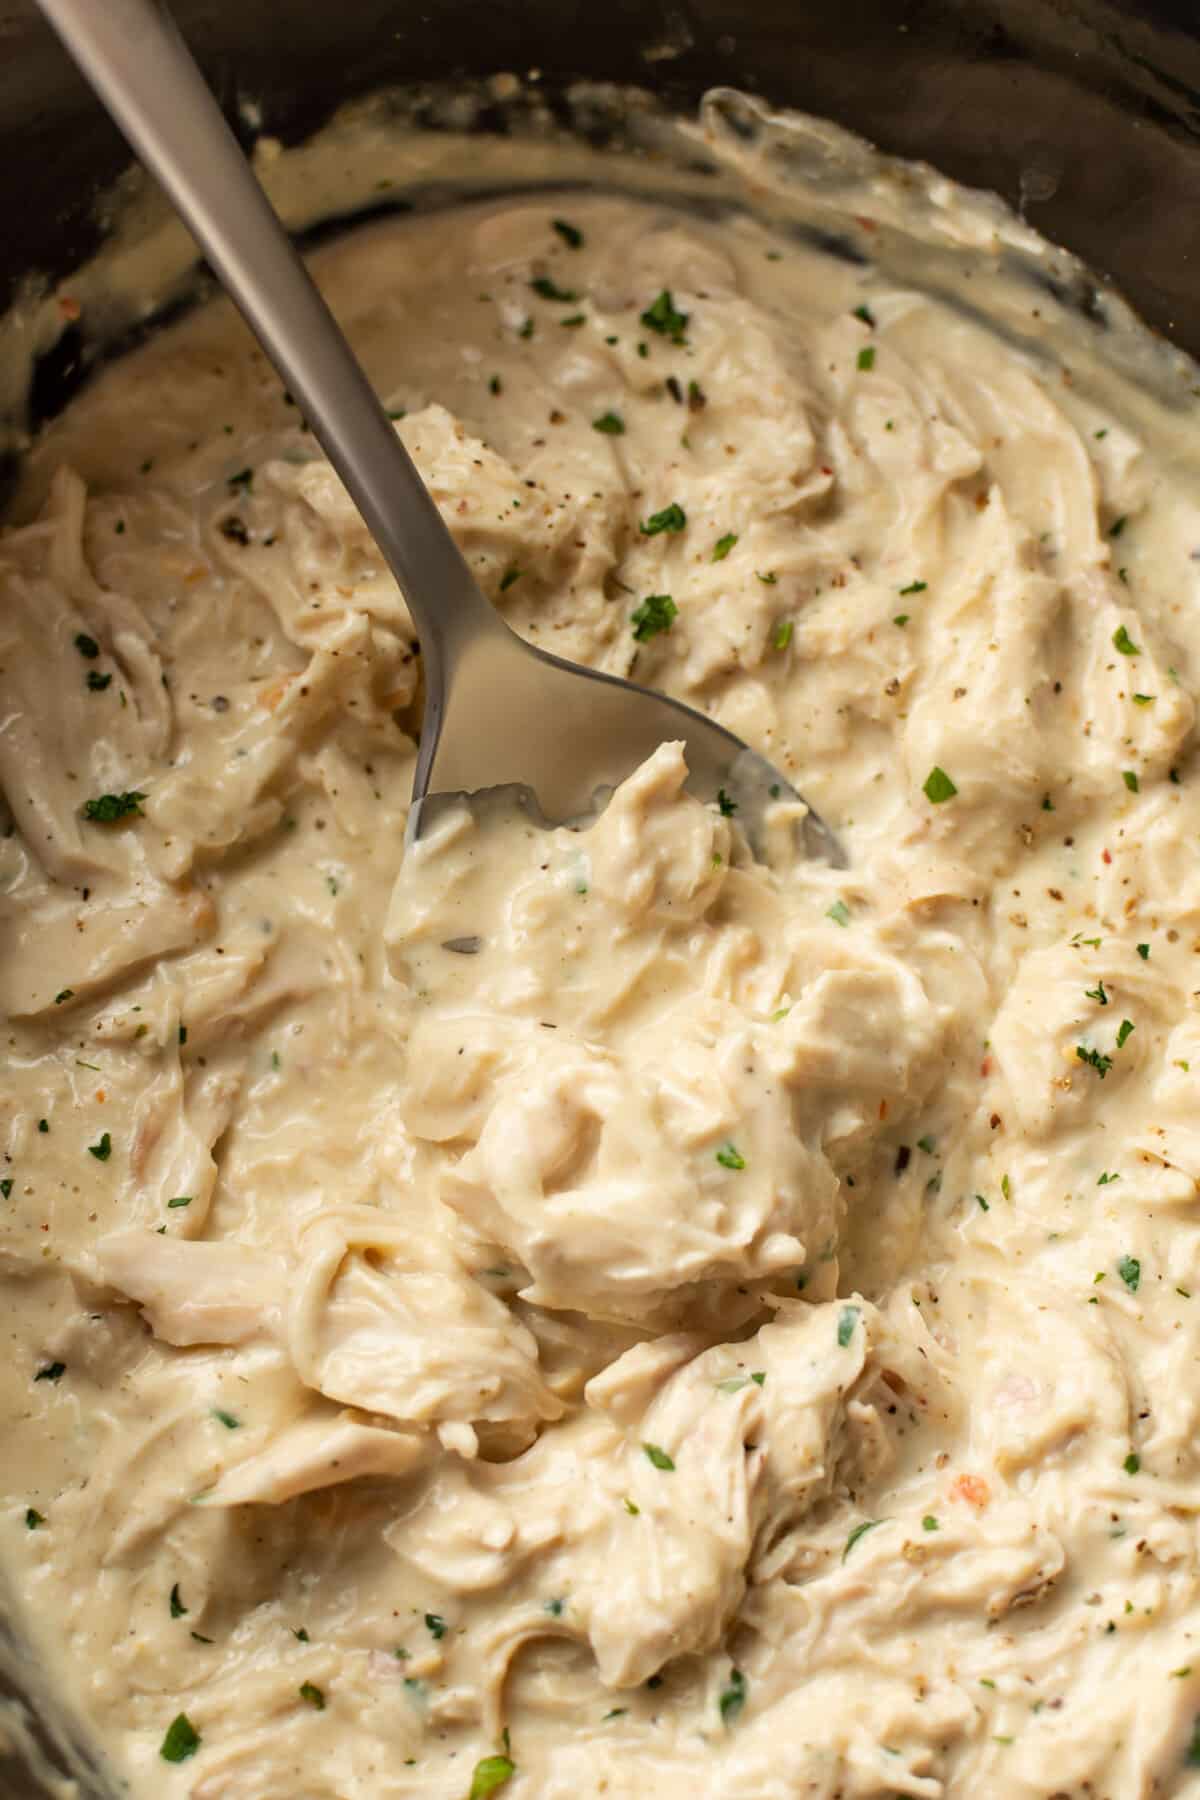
950 1473 990 1510
980 1058 992 1078
1102 849 1113 864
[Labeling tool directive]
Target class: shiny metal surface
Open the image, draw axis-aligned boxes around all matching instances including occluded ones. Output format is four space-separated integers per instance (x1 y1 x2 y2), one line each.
2 1 1199 1792
34 0 838 858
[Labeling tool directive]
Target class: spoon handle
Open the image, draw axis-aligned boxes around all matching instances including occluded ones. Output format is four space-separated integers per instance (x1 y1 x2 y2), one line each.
35 0 501 670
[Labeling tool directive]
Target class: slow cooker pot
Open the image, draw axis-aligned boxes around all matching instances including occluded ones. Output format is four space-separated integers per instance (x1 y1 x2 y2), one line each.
0 1 1198 1792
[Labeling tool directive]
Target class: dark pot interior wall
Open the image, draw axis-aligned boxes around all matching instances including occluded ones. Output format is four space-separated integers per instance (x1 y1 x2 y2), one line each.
0 0 1199 352
0 0 1198 1794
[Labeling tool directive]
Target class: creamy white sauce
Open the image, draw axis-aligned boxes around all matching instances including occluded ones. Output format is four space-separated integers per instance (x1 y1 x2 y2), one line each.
4 93 1200 1799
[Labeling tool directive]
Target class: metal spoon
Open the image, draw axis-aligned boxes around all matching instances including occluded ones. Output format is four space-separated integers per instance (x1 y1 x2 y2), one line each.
36 0 840 862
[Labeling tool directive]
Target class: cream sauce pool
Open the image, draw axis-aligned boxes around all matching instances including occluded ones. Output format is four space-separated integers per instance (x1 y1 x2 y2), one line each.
4 94 1200 1799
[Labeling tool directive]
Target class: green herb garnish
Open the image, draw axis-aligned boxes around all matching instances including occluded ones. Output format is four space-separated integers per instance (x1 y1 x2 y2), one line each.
718 1668 746 1725
641 289 688 342
82 791 146 824
530 276 577 303
843 1518 882 1560
639 503 686 536
592 411 625 435
1117 1255 1141 1292
712 533 738 561
643 1442 675 1471
469 1756 516 1799
922 766 957 804
87 1133 112 1162
715 1143 745 1171
160 1714 201 1763
837 1305 859 1348
630 594 677 641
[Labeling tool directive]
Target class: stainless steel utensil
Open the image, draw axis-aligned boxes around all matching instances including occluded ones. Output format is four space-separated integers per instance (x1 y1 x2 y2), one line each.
34 0 840 861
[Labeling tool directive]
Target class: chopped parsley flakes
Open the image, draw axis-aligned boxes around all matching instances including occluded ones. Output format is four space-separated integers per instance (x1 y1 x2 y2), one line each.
922 766 958 804
718 1668 747 1725
712 532 738 561
827 899 851 927
857 346 876 371
1076 1044 1113 1078
1112 624 1140 656
424 1612 447 1640
717 788 737 816
899 580 927 596
639 503 687 536
630 594 677 641
170 1584 188 1618
716 1143 746 1171
1085 980 1108 1006
843 1518 882 1560
298 1681 325 1710
643 1442 675 1471
160 1713 201 1763
73 632 100 659
1116 1018 1135 1049
530 276 577 303
87 1133 112 1162
1117 1255 1141 1292
469 1755 516 1799
837 1304 860 1348
552 218 583 249
592 411 625 435
82 791 146 824
1122 769 1140 793
25 1508 44 1529
640 289 689 342
34 1363 65 1383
